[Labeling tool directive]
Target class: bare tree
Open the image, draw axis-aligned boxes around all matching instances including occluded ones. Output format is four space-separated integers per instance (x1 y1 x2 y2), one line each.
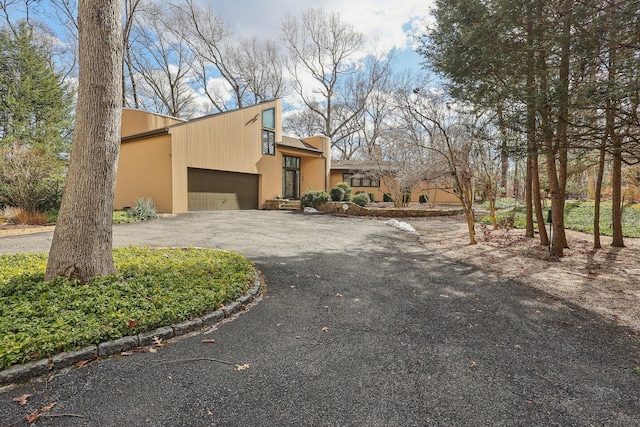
472 125 504 229
122 0 142 108
0 0 38 35
374 132 435 208
234 37 287 105
172 0 286 113
281 7 393 159
396 86 479 244
130 2 198 118
46 0 123 282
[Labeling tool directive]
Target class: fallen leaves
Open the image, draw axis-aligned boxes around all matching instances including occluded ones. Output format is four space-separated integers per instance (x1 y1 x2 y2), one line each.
25 411 40 423
127 318 138 329
147 335 164 353
24 401 57 423
13 394 32 405
40 402 57 412
152 336 164 347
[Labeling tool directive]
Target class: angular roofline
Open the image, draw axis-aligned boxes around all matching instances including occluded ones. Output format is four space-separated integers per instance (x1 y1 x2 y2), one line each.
121 127 169 143
122 107 187 123
120 99 281 142
165 99 281 130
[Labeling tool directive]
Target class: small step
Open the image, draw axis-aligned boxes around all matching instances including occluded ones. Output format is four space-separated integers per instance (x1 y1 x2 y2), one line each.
280 201 301 211
265 199 301 211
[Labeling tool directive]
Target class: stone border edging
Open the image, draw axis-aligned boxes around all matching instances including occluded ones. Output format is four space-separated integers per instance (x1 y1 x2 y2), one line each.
0 274 263 387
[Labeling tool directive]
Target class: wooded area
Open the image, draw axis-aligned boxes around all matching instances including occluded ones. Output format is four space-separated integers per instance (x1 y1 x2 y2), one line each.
422 0 640 255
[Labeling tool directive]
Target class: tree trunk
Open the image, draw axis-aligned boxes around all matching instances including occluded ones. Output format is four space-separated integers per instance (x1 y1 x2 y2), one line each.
593 139 606 249
538 50 565 257
465 208 477 245
554 0 571 251
489 197 497 230
497 106 509 197
531 151 549 246
525 151 535 238
46 0 123 283
611 134 625 247
524 8 535 239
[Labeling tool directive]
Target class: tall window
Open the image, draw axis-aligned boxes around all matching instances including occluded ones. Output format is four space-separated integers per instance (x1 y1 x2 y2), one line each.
262 130 275 155
262 107 275 155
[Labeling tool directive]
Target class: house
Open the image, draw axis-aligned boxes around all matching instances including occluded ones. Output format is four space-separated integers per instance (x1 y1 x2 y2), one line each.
115 99 331 213
330 160 460 204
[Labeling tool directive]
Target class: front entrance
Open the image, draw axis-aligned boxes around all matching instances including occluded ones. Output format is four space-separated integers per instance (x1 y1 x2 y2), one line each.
283 156 300 199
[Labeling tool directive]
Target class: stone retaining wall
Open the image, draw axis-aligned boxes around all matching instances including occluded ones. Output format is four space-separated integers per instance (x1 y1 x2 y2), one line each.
317 202 462 218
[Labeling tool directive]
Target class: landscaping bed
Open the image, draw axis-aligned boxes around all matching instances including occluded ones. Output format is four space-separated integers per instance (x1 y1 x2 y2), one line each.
0 247 255 370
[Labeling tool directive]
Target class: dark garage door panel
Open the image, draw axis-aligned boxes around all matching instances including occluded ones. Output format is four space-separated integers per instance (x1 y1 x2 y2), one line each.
187 168 258 210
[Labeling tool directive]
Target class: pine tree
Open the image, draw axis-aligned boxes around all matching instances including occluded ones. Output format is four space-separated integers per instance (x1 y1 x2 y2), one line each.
0 22 74 212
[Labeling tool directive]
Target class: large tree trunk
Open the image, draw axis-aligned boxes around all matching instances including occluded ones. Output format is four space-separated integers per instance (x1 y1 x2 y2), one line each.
554 0 571 251
538 49 566 257
46 0 123 283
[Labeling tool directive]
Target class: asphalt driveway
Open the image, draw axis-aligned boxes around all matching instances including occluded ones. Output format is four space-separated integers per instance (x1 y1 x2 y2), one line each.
1 211 639 426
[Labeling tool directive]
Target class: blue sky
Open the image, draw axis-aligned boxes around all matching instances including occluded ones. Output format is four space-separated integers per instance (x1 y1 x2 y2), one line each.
206 0 435 73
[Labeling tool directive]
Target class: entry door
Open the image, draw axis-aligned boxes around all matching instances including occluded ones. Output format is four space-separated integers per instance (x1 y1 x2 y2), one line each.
283 156 300 199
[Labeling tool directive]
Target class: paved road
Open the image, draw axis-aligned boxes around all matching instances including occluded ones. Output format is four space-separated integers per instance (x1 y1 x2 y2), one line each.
1 211 639 426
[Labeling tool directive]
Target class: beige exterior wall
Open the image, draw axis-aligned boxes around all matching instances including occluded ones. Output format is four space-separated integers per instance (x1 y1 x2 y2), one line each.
121 109 183 138
116 101 334 213
256 150 282 203
167 100 283 212
329 171 461 204
302 136 332 192
114 135 173 213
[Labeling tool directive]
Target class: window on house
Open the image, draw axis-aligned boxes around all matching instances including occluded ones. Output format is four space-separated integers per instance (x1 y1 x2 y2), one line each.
342 172 379 187
262 108 275 129
261 107 276 155
262 129 275 155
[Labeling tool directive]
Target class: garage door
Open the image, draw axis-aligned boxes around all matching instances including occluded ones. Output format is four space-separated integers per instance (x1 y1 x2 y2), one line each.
187 168 258 211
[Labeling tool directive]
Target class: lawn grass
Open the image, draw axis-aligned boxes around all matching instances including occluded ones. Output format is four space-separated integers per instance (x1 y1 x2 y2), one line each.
0 247 255 370
478 200 640 238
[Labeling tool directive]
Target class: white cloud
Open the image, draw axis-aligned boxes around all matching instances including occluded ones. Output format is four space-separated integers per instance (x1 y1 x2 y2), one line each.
202 0 435 54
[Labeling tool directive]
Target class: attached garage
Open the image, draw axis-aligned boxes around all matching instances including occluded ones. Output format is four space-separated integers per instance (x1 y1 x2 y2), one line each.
187 168 259 211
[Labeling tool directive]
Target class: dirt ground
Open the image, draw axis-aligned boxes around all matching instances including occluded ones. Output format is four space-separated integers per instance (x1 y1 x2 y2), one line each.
411 215 640 333
0 223 53 237
3 213 639 333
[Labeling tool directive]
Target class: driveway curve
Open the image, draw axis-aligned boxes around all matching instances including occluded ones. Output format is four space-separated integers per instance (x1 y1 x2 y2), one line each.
1 211 639 426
